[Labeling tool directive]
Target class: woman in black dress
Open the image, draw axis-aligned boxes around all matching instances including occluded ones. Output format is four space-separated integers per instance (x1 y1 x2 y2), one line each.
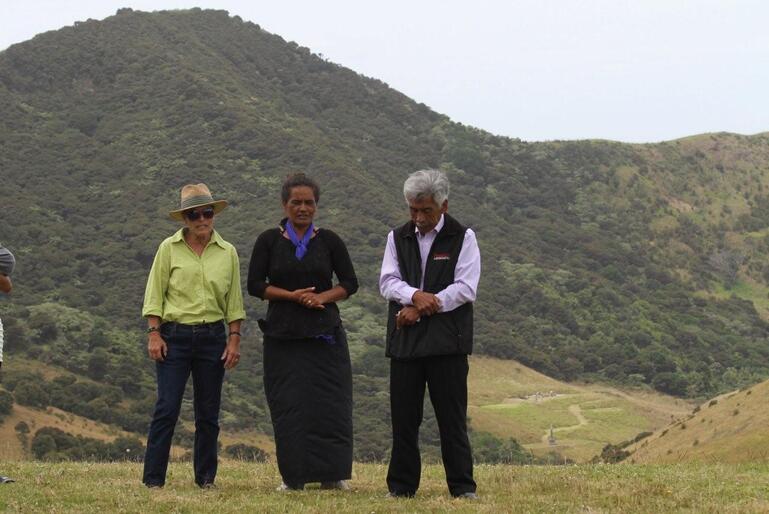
247 173 358 491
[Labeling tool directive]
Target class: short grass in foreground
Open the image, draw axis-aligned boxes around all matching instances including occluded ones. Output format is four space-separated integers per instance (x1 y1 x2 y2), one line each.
2 461 769 513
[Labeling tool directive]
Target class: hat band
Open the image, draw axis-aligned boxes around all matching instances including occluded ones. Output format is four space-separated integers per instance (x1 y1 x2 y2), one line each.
180 194 216 210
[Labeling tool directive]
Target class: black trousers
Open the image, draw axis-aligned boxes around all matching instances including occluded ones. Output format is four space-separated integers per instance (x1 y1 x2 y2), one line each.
143 321 226 487
387 354 476 497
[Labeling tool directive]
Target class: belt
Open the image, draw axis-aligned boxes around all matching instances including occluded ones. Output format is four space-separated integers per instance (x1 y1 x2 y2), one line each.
162 320 223 329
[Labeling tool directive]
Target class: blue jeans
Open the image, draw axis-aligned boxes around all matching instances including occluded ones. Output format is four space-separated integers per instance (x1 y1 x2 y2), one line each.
142 321 226 487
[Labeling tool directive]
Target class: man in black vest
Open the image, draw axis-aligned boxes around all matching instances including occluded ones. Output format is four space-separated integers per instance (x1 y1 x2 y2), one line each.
379 169 480 499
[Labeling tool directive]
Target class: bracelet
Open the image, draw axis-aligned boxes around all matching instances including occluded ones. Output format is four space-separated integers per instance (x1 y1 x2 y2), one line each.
147 326 160 334
229 331 241 337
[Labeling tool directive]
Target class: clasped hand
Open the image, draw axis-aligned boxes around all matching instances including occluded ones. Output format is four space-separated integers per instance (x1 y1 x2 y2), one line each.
396 291 441 329
396 306 420 328
411 291 440 315
294 286 325 310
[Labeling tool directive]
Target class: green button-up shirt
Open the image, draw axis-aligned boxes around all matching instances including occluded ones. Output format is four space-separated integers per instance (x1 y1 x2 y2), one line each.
142 229 246 324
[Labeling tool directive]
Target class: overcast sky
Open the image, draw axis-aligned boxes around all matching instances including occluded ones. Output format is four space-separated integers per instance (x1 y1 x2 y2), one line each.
2 1 768 143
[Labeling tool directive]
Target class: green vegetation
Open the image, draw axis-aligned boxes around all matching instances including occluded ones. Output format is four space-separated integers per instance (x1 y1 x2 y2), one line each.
30 426 143 462
223 443 268 462
3 461 769 513
466 357 691 462
0 390 13 421
571 402 649 442
483 399 581 432
2 8 769 463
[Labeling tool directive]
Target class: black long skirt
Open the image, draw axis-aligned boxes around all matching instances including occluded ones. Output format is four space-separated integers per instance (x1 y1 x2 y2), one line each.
263 327 353 484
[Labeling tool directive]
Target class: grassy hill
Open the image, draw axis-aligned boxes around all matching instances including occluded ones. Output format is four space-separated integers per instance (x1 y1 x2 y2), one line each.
622 378 769 464
468 356 691 462
0 354 688 464
0 356 692 462
3 8 769 393
3 461 769 513
3 8 769 461
0 356 274 462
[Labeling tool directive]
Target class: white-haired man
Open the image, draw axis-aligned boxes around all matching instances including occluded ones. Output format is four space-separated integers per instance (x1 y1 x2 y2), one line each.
379 169 480 499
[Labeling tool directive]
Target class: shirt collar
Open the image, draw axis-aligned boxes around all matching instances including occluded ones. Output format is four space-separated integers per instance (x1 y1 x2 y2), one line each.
171 228 225 248
414 214 445 238
278 218 320 234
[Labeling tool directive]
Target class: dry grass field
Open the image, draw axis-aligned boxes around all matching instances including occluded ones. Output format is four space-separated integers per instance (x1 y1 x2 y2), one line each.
625 378 769 464
3 461 769 513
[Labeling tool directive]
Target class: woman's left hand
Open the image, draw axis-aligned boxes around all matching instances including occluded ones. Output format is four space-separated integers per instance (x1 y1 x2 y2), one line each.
221 336 241 369
298 291 326 310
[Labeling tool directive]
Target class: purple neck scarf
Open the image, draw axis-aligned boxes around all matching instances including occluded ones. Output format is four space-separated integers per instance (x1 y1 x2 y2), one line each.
285 221 314 260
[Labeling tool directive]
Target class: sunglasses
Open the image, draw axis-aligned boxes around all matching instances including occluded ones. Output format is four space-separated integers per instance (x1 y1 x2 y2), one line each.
184 207 215 221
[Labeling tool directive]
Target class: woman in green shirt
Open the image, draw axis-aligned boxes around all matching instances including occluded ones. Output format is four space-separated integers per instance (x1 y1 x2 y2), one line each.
141 183 245 488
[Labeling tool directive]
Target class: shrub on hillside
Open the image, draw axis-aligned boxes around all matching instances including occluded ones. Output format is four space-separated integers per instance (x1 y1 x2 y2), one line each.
1 317 29 353
15 420 30 448
224 443 268 462
595 443 631 464
14 381 50 408
0 389 14 418
1 370 44 391
471 432 535 464
594 430 652 464
30 426 145 461
651 372 689 396
31 433 57 460
28 310 58 343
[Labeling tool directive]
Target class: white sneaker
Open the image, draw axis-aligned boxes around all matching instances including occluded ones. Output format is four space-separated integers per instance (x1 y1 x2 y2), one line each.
320 480 350 490
276 481 304 491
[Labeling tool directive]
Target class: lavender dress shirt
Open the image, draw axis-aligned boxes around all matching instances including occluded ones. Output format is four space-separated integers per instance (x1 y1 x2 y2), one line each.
379 214 481 313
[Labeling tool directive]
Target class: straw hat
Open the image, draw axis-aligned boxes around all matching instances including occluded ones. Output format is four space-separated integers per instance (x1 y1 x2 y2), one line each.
169 183 228 220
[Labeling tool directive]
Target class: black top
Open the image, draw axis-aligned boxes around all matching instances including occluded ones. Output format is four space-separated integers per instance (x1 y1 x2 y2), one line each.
247 221 359 339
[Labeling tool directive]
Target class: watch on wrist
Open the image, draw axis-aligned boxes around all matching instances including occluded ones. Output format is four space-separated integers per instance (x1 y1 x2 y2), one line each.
147 326 160 334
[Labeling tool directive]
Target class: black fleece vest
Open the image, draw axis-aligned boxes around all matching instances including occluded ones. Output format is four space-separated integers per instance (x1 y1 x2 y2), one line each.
385 213 474 359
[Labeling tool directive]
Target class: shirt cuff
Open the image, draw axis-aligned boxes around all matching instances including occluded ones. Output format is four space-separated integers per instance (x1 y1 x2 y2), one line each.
226 310 246 324
399 286 419 306
142 306 163 318
338 280 359 297
435 291 448 313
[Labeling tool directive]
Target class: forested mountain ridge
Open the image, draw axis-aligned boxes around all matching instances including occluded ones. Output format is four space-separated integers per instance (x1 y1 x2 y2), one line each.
2 8 769 458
